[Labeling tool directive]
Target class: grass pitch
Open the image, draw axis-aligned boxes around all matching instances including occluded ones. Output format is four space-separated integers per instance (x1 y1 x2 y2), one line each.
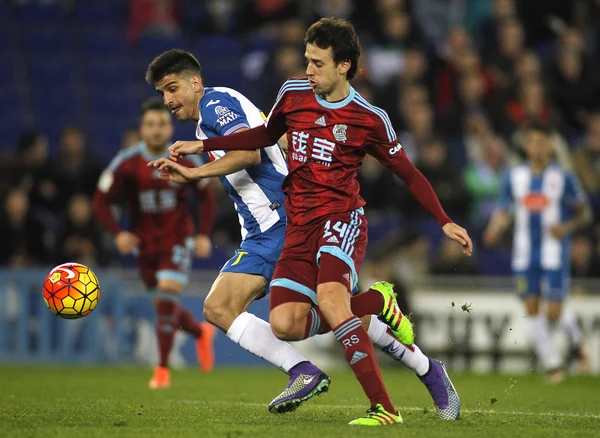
1 366 599 437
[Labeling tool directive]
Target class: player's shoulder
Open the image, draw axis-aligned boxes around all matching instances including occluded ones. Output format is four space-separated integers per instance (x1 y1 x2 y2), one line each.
275 77 312 101
350 89 396 143
107 143 143 172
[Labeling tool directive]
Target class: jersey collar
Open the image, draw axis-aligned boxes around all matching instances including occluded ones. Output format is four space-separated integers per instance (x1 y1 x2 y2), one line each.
314 85 356 109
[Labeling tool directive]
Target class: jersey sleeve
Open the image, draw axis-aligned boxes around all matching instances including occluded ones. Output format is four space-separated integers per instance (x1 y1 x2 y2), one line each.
92 154 129 236
498 171 513 212
200 92 251 136
564 171 587 206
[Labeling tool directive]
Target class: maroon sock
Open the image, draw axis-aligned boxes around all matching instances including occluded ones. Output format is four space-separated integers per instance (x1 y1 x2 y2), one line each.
351 289 384 317
178 306 203 338
333 316 395 413
156 299 179 368
304 306 332 338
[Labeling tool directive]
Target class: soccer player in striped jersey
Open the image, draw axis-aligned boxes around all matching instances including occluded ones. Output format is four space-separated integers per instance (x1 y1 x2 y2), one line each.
484 122 592 382
144 49 331 413
93 98 217 389
151 19 471 425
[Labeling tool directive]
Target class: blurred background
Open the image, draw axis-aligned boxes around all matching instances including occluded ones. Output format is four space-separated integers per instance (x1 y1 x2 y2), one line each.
0 0 599 373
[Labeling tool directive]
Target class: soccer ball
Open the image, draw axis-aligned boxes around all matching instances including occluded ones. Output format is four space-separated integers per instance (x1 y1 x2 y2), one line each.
42 262 101 319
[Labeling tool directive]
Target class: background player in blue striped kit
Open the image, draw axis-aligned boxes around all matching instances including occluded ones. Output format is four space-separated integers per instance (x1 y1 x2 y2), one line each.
484 122 593 381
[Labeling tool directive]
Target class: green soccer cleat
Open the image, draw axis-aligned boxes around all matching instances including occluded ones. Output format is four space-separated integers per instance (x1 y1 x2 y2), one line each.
348 403 403 426
370 281 414 345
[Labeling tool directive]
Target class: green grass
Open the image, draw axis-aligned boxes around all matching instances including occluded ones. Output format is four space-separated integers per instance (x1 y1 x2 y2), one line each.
1 366 599 437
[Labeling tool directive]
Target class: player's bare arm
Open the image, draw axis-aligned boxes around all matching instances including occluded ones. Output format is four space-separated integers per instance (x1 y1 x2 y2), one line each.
550 200 593 239
483 210 512 247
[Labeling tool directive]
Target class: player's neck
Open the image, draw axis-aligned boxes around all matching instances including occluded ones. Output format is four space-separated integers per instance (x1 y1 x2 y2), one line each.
320 81 350 102
530 160 549 175
145 145 168 158
192 87 204 121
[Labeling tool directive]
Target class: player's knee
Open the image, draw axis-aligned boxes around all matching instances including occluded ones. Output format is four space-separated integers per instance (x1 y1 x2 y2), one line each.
269 308 301 341
316 282 351 324
203 294 235 331
546 305 562 322
157 279 183 294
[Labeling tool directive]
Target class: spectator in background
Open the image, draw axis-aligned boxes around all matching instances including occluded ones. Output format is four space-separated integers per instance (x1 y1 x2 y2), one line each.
504 80 560 136
398 102 437 163
433 27 473 113
480 0 518 51
8 129 58 215
127 0 181 44
121 127 141 150
52 127 102 208
414 0 466 50
573 113 600 215
546 42 600 135
463 135 508 225
413 137 470 224
55 194 106 267
511 50 542 96
431 237 479 275
0 188 51 266
357 155 404 216
486 17 526 94
570 232 600 278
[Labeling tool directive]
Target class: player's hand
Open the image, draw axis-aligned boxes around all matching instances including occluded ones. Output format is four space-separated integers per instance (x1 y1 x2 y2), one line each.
550 223 570 240
147 158 196 183
482 227 501 247
115 231 140 255
442 222 473 256
194 234 212 259
168 140 204 160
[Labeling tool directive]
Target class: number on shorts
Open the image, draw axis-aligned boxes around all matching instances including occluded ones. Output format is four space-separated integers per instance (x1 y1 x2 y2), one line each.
323 220 348 241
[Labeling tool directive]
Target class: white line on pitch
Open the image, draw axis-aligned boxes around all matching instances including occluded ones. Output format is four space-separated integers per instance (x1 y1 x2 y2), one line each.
174 400 600 420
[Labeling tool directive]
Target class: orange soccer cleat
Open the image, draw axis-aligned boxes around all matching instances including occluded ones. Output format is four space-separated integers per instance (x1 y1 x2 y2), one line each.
196 322 216 373
149 365 170 389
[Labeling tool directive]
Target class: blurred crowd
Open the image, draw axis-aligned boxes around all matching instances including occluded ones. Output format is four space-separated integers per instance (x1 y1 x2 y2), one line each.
1 0 599 282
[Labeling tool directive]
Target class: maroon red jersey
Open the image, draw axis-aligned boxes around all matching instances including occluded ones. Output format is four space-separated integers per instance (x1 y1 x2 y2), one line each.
267 78 405 226
93 143 215 254
203 78 451 228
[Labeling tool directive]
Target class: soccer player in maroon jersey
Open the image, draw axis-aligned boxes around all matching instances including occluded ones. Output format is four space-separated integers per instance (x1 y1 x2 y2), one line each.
93 98 217 389
151 19 472 425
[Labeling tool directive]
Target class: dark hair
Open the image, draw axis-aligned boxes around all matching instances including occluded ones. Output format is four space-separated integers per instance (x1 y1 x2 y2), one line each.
523 120 551 136
145 49 203 84
140 97 169 117
304 18 361 81
17 129 43 153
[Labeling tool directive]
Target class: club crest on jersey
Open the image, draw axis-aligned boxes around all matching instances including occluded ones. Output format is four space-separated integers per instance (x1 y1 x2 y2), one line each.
214 105 239 126
333 124 347 142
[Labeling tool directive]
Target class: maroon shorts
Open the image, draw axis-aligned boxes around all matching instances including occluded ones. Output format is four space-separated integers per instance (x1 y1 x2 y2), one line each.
270 208 367 308
137 238 193 290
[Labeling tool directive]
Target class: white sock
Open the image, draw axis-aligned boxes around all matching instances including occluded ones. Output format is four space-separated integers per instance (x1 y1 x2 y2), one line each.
558 310 582 345
227 312 306 373
367 315 430 376
525 314 561 370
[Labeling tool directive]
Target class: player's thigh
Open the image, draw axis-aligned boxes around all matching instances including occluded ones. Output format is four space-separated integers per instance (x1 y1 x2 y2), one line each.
205 271 268 317
269 256 315 340
543 270 569 321
316 208 368 294
514 268 542 308
156 241 193 293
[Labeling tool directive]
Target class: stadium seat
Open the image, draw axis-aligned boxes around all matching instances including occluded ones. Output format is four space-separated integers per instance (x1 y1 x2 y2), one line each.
74 0 126 25
84 57 135 88
193 36 242 62
22 24 74 56
27 55 78 91
18 2 67 23
79 26 128 57
135 33 188 58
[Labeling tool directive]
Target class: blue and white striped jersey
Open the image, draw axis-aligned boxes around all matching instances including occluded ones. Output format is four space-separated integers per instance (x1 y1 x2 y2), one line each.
500 163 587 271
195 87 287 241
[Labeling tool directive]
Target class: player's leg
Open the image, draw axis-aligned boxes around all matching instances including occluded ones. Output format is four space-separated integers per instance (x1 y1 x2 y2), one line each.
156 242 216 374
206 249 330 414
517 270 562 379
317 253 401 425
362 315 460 420
545 270 590 374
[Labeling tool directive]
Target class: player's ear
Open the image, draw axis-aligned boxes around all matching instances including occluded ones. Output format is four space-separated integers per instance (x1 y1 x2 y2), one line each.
191 75 203 93
338 60 351 77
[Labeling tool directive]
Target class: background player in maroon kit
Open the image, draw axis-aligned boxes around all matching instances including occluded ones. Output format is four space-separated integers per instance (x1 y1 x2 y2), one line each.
154 19 472 425
93 98 217 389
